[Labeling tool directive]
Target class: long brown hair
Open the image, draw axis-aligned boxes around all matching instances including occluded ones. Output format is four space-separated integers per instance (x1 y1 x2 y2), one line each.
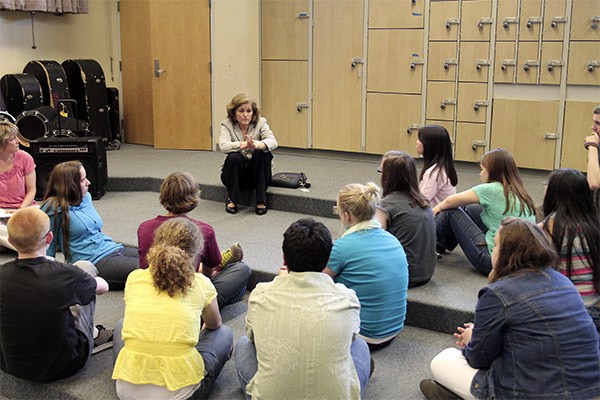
381 151 429 208
41 160 84 260
490 218 558 283
480 148 535 216
418 125 458 187
148 218 203 297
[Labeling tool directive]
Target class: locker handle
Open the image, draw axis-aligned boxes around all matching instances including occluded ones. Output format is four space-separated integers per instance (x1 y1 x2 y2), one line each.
502 17 518 29
526 17 542 29
544 133 559 140
476 60 491 71
473 101 489 112
351 58 364 68
410 60 424 70
550 16 567 28
440 99 456 110
297 12 309 19
406 124 420 134
471 141 486 151
547 60 563 72
523 60 539 71
501 59 516 71
478 18 493 29
443 59 458 70
591 16 600 29
446 18 460 30
154 59 165 77
296 103 309 112
588 61 600 72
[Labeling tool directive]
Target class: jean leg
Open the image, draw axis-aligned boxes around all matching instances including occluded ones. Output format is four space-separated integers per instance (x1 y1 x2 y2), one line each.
350 337 371 394
95 247 139 290
446 208 492 275
234 335 257 400
194 325 234 399
464 204 487 233
250 150 273 204
220 152 247 205
212 261 251 309
70 297 96 356
435 211 458 251
112 318 125 363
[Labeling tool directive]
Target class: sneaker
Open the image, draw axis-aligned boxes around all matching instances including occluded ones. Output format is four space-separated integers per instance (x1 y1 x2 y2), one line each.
92 325 114 355
419 379 461 400
220 242 243 270
369 357 375 378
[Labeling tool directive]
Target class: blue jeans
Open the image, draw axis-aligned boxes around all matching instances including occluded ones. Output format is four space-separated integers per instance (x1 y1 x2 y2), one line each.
113 319 234 399
436 205 492 275
212 261 251 309
234 335 371 399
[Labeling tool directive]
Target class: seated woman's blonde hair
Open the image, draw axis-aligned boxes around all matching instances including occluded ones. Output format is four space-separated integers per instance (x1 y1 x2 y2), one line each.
337 182 381 222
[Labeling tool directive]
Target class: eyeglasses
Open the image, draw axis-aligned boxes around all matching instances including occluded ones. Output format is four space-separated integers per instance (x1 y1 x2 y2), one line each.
40 229 51 241
376 167 382 173
333 205 340 215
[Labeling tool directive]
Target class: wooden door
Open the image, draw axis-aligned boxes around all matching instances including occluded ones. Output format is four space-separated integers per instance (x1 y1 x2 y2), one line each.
262 0 309 60
519 0 543 42
369 0 424 29
540 42 563 85
516 41 540 84
571 0 600 41
426 81 456 121
460 0 492 42
459 41 491 83
428 41 458 81
496 0 519 41
494 41 517 83
542 0 567 41
312 0 364 152
455 122 486 162
429 1 460 41
457 82 488 123
561 101 598 171
567 42 600 86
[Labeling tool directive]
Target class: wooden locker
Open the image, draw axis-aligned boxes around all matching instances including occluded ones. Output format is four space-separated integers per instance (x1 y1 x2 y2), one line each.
542 0 567 42
570 0 600 41
262 0 309 60
540 42 563 85
425 120 455 145
519 0 543 42
428 41 459 81
429 1 460 41
516 41 540 84
369 0 424 29
561 101 598 171
368 29 424 94
457 82 488 123
496 0 519 41
490 99 559 170
455 122 486 162
365 93 421 155
459 41 491 83
567 42 600 86
261 61 309 148
494 41 517 83
426 81 456 121
460 0 493 42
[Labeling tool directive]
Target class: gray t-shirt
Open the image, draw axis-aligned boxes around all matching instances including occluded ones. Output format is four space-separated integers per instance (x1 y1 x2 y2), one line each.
379 191 436 286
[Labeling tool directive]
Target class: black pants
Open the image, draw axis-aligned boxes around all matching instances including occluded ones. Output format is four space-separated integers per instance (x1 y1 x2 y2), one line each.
220 150 273 205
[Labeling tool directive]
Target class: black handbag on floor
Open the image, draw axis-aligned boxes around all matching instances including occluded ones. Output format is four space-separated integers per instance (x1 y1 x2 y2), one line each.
270 172 311 189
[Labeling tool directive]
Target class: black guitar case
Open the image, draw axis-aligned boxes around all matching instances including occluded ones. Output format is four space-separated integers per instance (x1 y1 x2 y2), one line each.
61 59 112 145
0 85 6 111
23 60 74 116
0 73 44 118
106 87 122 147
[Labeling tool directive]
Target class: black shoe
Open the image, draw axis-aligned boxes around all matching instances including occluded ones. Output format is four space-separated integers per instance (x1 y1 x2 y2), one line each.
419 379 461 400
436 243 448 255
226 201 238 214
255 203 267 215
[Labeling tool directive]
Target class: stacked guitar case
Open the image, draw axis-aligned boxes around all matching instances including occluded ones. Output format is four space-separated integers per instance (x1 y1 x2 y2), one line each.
0 73 44 119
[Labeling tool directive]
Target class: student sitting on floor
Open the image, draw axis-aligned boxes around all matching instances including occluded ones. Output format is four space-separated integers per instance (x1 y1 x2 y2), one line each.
235 218 371 399
137 172 250 309
0 207 112 382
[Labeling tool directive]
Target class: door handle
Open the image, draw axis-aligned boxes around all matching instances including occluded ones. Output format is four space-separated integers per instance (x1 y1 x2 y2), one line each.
440 99 456 110
587 61 600 72
501 59 516 71
523 60 539 72
351 58 364 68
443 59 458 70
476 60 491 71
502 17 518 29
478 18 493 29
591 16 600 29
296 103 309 112
154 59 165 77
526 16 542 29
544 133 559 140
471 140 486 151
547 60 563 72
550 16 567 28
406 124 420 134
410 60 424 70
446 18 460 30
473 100 489 112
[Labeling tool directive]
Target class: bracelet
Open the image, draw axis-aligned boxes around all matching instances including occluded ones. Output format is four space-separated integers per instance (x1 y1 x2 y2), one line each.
585 142 600 151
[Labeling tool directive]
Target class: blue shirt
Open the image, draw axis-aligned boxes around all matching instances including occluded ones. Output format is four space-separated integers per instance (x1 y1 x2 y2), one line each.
328 227 408 339
466 268 600 399
44 192 122 264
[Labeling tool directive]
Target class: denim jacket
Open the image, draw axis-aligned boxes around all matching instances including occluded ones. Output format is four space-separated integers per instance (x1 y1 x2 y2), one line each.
464 268 600 399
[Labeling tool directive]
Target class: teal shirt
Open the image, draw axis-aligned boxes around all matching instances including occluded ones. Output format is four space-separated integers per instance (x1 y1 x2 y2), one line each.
473 182 536 253
327 227 408 339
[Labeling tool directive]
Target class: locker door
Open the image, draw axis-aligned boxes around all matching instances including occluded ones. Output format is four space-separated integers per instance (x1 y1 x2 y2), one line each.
262 0 309 60
429 1 460 41
428 41 459 81
426 81 456 121
494 41 517 83
457 82 488 123
519 0 543 42
567 42 600 86
365 93 422 155
369 0 424 28
542 0 567 42
561 101 598 171
262 61 309 148
459 41 491 83
496 0 519 41
455 122 486 162
570 0 600 41
312 0 364 152
491 99 559 170
540 42 563 85
516 41 540 84
368 29 424 94
460 0 493 42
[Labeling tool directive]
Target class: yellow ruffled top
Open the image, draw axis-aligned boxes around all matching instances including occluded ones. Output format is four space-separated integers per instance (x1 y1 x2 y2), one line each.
112 269 217 391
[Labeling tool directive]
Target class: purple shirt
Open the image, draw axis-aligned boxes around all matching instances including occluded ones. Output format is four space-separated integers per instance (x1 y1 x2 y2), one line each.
0 150 36 208
137 215 222 271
